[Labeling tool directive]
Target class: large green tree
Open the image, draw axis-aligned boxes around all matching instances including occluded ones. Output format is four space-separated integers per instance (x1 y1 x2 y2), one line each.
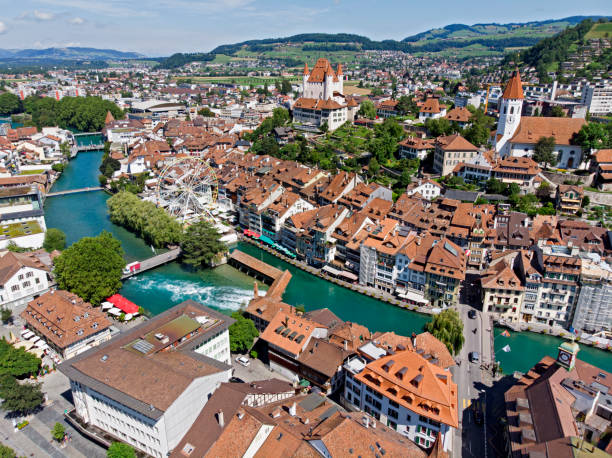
424 309 464 355
0 340 41 378
0 376 44 415
396 95 418 116
43 228 66 252
53 231 125 305
533 136 557 169
358 100 377 119
180 221 227 268
0 444 16 458
228 312 259 353
107 442 136 458
0 93 22 116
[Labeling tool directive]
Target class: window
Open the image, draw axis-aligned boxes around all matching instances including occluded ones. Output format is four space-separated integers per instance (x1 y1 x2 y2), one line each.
18 275 24 281
22 281 31 288
26 272 34 278
388 408 399 419
11 285 19 292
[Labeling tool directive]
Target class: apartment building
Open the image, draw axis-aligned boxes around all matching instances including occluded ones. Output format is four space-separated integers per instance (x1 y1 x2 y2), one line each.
432 134 479 177
344 349 458 452
555 184 584 215
572 259 612 334
59 300 234 457
480 252 524 323
581 83 612 115
424 238 466 308
358 219 404 292
0 251 51 309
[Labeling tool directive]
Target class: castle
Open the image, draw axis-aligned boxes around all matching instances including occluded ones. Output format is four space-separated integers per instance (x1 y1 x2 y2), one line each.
292 58 359 132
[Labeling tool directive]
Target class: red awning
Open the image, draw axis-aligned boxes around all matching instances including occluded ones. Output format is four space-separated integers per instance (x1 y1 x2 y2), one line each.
106 294 139 314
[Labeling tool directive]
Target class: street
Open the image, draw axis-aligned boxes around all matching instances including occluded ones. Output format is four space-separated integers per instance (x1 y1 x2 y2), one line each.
451 276 494 458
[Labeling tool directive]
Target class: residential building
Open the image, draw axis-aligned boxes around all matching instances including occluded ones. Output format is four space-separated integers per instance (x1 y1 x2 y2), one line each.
555 184 584 215
423 238 466 307
377 99 399 118
492 156 541 193
0 184 47 249
454 92 481 109
405 178 443 201
344 349 458 452
0 251 51 309
581 83 612 115
503 342 612 457
419 98 446 123
398 137 435 160
444 107 472 127
480 252 524 323
21 290 111 359
59 300 234 457
572 259 612 334
432 134 479 177
453 150 495 184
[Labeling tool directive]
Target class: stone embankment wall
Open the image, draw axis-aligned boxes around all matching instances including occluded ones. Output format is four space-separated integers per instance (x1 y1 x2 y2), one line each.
542 171 594 187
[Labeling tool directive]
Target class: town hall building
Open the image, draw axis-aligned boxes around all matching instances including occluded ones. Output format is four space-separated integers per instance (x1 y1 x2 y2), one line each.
292 58 359 131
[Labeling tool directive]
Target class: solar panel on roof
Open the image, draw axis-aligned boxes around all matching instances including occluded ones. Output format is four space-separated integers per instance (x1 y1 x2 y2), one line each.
133 339 154 354
295 335 305 344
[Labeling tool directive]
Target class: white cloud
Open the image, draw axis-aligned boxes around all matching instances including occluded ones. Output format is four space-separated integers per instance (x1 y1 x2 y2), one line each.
33 10 55 20
69 16 85 24
0 21 6 34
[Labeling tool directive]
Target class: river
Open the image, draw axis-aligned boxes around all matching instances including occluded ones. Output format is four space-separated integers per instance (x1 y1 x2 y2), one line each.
42 147 612 374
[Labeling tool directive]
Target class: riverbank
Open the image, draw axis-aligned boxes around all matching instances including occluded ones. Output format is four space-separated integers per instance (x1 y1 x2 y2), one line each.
42 150 612 375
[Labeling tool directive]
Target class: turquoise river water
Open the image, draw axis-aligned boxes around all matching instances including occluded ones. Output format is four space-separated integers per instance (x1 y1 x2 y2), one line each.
43 148 611 374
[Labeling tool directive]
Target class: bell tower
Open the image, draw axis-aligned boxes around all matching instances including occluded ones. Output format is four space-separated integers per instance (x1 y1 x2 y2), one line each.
495 70 524 157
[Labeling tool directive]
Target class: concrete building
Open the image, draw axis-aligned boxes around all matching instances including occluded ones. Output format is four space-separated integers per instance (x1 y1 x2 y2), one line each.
432 134 479 177
581 83 612 115
59 300 234 457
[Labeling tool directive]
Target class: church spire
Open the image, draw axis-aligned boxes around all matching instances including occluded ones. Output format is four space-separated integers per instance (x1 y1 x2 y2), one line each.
303 62 309 75
502 69 524 100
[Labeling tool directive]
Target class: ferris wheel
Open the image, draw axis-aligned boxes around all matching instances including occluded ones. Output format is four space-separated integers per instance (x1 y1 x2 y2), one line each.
155 157 218 223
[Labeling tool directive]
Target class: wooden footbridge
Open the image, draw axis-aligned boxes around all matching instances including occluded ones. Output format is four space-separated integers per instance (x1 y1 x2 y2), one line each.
121 248 182 279
46 187 103 197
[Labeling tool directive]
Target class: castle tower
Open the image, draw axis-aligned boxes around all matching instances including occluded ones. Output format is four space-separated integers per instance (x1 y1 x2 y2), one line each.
302 63 309 98
324 62 333 100
495 70 524 156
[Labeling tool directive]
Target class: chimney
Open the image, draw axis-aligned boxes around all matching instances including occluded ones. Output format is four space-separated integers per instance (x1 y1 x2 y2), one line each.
253 281 259 297
289 402 297 417
217 409 225 428
344 340 348 351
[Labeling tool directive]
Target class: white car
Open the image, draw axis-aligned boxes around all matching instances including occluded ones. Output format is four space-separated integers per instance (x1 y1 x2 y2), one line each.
236 356 250 367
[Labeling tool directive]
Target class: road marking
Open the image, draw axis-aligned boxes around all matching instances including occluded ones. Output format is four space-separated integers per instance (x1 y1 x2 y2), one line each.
463 398 465 409
467 399 471 408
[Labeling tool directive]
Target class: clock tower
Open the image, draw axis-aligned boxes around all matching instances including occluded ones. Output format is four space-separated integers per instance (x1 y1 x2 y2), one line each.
494 70 524 157
556 340 579 371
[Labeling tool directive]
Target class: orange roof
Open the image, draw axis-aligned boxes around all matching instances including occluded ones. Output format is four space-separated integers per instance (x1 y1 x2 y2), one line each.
307 58 339 83
420 98 442 114
509 117 585 146
354 350 458 428
436 134 477 152
303 63 309 75
502 70 524 100
259 311 322 357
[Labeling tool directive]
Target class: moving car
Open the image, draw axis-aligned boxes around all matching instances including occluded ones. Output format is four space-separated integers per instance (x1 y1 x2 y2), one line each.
468 310 476 319
469 351 480 363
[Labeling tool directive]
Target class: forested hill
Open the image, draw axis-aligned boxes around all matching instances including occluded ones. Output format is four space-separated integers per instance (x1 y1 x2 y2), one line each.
502 18 612 78
0 47 144 61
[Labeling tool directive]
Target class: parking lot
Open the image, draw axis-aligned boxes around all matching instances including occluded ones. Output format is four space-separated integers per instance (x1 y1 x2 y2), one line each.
230 353 290 383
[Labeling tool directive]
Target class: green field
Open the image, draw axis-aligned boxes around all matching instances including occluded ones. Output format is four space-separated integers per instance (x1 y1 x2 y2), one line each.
585 22 612 39
176 75 300 86
18 169 45 175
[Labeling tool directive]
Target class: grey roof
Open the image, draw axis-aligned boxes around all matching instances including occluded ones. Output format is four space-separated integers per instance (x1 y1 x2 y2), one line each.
0 209 44 222
443 189 481 203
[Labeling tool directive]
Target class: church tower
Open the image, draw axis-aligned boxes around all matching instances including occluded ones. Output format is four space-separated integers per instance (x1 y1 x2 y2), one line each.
495 70 524 156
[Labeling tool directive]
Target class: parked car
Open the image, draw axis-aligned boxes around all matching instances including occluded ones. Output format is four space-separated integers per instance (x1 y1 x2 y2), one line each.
468 310 476 319
236 356 250 367
469 351 480 363
229 377 245 383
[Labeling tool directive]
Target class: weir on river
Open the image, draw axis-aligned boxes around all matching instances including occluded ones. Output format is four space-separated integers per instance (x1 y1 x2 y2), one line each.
42 148 612 374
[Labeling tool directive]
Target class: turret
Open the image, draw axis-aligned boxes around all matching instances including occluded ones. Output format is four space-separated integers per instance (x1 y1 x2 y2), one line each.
302 63 310 98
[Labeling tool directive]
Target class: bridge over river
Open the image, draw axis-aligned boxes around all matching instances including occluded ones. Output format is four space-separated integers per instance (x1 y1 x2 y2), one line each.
121 248 182 279
46 187 103 197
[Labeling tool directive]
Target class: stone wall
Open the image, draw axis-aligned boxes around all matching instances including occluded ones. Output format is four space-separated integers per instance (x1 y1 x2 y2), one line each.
542 171 594 187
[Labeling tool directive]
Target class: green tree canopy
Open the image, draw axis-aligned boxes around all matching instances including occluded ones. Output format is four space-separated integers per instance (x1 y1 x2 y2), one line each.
0 376 44 415
533 136 557 169
0 339 41 378
197 107 215 117
396 95 418 116
368 157 380 177
486 178 506 195
0 443 16 458
53 231 124 305
51 422 65 442
573 122 612 153
43 228 66 252
107 442 136 458
550 105 565 117
358 100 377 119
0 93 22 116
180 221 227 268
423 309 464 355
228 312 259 353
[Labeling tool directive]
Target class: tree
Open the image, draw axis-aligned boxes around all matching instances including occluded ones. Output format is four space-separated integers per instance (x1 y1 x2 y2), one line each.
358 100 376 119
0 340 41 378
486 178 506 195
228 312 259 353
573 122 612 162
425 118 453 137
533 136 557 169
550 105 565 117
396 95 418 116
0 93 21 116
43 228 66 252
320 121 329 133
507 183 521 196
51 422 65 442
180 221 227 268
0 309 11 324
99 174 108 186
368 158 380 177
423 309 464 355
582 195 590 208
0 444 16 458
197 107 214 117
60 142 71 157
51 163 65 173
53 231 124 305
107 442 136 458
536 181 551 199
0 376 44 415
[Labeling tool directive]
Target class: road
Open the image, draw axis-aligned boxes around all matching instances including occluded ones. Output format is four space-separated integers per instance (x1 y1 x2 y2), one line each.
451 275 493 458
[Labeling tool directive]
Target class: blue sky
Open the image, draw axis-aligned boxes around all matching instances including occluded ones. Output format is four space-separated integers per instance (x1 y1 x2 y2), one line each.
0 0 610 56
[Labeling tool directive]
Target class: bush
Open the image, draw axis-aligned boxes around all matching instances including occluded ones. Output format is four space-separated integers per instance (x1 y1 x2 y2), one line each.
1 309 12 324
43 228 66 252
51 422 65 442
107 442 136 458
250 350 258 359
51 163 65 173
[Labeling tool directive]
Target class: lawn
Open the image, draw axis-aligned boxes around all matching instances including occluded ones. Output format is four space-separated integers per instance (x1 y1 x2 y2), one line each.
585 22 612 40
19 169 45 175
0 220 43 239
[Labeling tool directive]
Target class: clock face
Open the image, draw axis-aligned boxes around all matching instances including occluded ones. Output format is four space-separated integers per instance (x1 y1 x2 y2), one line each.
558 351 571 363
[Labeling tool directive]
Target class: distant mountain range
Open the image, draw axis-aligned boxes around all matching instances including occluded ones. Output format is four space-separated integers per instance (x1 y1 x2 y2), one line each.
0 47 145 61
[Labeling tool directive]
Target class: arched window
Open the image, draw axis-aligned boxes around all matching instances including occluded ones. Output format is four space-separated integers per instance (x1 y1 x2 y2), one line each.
510 106 514 115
